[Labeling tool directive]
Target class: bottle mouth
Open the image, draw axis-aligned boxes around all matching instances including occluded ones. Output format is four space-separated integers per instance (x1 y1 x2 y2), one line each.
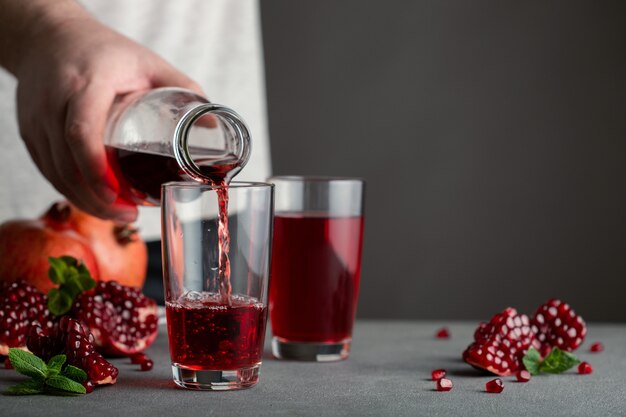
173 103 251 183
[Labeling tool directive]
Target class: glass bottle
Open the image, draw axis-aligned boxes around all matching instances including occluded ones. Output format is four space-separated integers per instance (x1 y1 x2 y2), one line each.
105 87 251 206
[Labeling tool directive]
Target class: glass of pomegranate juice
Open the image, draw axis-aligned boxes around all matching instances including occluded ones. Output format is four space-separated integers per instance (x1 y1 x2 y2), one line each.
268 176 365 361
161 182 273 390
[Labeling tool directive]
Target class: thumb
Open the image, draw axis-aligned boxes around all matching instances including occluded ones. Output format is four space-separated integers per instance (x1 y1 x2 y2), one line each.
150 61 205 96
150 62 218 128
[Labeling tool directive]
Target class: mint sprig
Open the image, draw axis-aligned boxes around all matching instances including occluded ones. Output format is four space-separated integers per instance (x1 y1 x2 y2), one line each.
522 347 581 375
47 256 96 316
5 349 88 396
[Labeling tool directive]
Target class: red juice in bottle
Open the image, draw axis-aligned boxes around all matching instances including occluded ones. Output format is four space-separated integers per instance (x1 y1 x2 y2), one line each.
105 143 241 206
269 213 364 343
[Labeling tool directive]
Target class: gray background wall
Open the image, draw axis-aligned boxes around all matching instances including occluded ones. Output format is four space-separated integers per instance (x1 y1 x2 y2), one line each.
260 1 626 321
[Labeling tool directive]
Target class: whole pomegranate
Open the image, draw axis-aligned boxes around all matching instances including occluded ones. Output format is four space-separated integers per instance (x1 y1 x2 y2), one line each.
0 202 147 291
0 206 99 293
60 202 147 288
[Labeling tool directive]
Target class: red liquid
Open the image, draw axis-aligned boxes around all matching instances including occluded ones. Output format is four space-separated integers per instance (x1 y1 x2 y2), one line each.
269 214 364 343
105 144 241 206
166 292 267 370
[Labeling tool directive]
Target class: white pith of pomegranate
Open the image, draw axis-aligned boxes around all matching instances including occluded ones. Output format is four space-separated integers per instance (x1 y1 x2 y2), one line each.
71 281 158 356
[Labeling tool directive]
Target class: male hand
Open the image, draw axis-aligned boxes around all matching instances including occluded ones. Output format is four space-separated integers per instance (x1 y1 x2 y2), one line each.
10 4 202 221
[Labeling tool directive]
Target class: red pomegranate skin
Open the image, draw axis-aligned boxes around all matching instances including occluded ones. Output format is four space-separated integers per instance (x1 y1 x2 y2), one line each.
0 218 99 293
63 203 147 288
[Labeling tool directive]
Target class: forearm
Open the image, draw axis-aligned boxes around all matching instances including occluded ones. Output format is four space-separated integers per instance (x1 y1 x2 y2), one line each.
0 0 88 75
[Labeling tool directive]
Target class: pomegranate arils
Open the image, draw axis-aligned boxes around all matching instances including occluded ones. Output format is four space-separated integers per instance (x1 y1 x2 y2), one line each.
71 281 158 356
531 299 586 352
130 352 153 371
435 327 450 339
436 378 453 391
27 316 118 386
4 357 12 369
589 342 604 353
431 369 446 380
516 370 531 382
140 358 154 371
83 380 95 394
485 378 504 393
463 308 538 376
578 362 593 374
0 281 53 355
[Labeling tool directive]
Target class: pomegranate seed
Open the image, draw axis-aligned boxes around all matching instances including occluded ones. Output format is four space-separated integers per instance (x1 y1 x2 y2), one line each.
431 369 446 380
436 378 453 391
4 357 12 369
589 342 604 353
435 327 450 339
130 353 148 364
83 380 95 394
140 359 154 371
578 362 593 374
485 378 504 393
516 370 531 382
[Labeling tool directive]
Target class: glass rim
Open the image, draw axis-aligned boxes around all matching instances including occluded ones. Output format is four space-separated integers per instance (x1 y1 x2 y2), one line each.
162 181 274 191
268 175 364 184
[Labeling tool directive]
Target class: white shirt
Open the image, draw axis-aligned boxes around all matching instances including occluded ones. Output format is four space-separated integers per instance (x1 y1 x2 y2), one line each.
0 0 271 240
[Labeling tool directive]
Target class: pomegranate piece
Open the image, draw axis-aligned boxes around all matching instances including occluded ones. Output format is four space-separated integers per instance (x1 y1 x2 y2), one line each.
4 357 13 369
531 299 586 352
516 370 531 382
485 378 504 393
0 281 54 355
27 316 118 386
578 362 593 375
431 369 446 381
436 378 453 391
435 327 450 339
589 342 604 353
463 308 538 376
71 281 158 356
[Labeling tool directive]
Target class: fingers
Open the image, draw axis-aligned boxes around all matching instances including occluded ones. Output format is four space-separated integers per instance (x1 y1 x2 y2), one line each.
151 64 218 129
59 84 138 221
64 84 117 201
150 62 204 95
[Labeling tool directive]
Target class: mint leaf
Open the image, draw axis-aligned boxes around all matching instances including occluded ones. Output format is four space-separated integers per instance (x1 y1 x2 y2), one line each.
5 380 44 395
539 347 581 374
62 365 87 383
522 346 581 375
522 347 542 376
45 375 86 394
48 257 68 284
47 256 96 316
8 349 47 380
76 267 96 291
46 355 66 377
48 288 74 316
64 268 95 298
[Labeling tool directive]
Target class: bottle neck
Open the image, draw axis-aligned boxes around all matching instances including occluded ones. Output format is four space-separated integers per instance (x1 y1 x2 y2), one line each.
174 103 251 183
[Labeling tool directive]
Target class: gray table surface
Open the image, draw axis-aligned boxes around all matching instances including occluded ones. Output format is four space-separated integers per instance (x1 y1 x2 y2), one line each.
1 320 625 417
